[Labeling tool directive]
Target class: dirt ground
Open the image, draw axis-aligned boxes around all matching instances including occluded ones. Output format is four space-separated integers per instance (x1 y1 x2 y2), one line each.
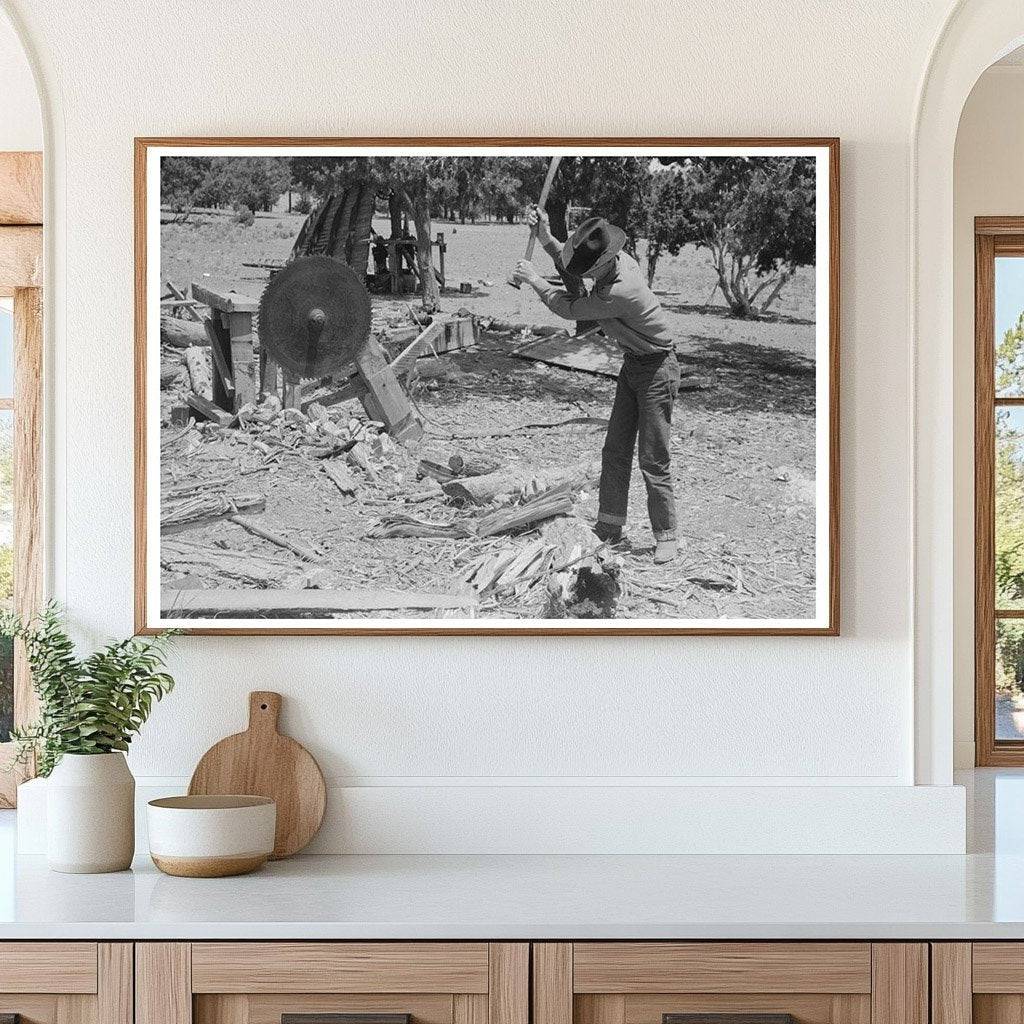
158 211 818 622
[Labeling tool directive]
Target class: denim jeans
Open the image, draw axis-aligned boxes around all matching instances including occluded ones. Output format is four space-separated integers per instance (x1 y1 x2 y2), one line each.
597 351 680 541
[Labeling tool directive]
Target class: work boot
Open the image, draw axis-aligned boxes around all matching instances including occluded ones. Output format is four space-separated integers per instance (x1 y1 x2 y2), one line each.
593 522 623 543
653 538 678 564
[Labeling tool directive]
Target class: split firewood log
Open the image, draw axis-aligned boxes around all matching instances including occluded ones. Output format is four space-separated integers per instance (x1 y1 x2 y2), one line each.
184 346 213 400
443 458 600 506
160 314 208 349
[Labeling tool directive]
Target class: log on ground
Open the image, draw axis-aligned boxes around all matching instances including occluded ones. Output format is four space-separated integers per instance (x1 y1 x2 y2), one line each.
161 314 209 348
443 458 600 505
161 492 265 535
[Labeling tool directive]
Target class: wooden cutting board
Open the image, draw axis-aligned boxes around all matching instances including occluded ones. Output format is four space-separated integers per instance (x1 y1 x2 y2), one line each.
188 691 326 859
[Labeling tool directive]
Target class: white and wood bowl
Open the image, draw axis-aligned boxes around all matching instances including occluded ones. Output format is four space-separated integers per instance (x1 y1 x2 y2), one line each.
147 795 276 878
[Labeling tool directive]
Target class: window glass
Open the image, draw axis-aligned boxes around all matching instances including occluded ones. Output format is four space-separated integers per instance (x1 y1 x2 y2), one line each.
996 256 1024 397
997 619 1024 740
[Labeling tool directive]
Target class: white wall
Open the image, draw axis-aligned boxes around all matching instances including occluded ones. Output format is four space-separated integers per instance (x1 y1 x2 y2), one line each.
952 64 1024 768
0 7 40 151
1 0 972 851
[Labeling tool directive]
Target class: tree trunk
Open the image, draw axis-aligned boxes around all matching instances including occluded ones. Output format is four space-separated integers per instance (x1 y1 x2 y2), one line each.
646 242 661 288
348 182 377 284
403 191 441 313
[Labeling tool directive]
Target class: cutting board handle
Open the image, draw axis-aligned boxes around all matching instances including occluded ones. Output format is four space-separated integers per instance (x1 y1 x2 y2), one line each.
248 691 282 734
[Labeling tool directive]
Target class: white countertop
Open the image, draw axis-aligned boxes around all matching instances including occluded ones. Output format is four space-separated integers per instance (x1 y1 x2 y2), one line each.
1 849 1023 940
1 769 1021 941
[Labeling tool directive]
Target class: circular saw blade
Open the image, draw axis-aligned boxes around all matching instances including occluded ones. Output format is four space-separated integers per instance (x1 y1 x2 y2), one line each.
257 255 372 379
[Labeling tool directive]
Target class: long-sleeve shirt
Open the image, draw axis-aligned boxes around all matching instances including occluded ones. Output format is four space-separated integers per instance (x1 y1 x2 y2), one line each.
533 237 674 356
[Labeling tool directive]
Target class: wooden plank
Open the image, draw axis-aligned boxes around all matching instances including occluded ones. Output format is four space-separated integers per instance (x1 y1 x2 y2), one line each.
186 392 235 427
453 995 487 1024
204 317 235 407
624 995 835 1024
191 281 259 313
98 944 133 1024
573 943 872 994
0 225 42 292
870 945 927 1024
534 945 573 1024
490 943 528 1024
227 311 255 408
0 152 42 224
972 943 1024 992
354 335 423 443
0 943 98 993
162 587 478 616
931 945 971 1024
166 280 205 323
136 943 191 1024
510 329 620 378
191 943 489 994
388 320 445 379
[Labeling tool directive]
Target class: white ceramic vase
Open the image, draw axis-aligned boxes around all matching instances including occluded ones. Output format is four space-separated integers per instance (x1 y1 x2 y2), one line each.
46 752 135 873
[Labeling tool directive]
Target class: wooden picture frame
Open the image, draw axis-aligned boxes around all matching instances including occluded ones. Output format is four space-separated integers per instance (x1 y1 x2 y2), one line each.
135 137 840 636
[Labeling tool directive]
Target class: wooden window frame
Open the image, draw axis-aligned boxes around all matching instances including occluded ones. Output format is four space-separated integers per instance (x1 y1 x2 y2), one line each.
0 151 43 806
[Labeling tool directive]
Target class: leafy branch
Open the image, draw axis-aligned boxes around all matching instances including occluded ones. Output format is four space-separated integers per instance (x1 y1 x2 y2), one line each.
0 603 177 777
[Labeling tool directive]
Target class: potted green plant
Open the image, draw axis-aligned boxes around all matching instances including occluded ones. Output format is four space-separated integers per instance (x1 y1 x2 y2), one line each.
2 604 176 873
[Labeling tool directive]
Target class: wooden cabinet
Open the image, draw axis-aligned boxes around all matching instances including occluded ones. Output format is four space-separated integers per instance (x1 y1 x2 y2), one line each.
0 942 132 1024
532 944 928 1024
931 943 1024 1024
136 943 528 1024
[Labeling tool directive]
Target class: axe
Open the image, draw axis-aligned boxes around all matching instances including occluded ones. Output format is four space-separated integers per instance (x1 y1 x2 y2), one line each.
508 155 563 288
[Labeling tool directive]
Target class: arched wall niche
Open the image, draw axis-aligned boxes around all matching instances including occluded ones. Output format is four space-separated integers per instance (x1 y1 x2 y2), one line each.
914 0 1024 784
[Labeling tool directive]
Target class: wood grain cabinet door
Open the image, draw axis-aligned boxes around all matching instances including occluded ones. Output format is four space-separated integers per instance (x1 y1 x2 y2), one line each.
0 942 132 1024
934 943 1024 1024
137 943 528 1024
533 944 928 1024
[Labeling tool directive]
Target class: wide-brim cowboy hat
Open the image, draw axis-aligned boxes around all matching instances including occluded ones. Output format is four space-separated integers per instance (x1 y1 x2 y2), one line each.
561 216 627 277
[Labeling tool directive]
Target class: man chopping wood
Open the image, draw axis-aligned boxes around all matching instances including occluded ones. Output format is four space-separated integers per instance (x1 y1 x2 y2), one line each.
512 210 680 564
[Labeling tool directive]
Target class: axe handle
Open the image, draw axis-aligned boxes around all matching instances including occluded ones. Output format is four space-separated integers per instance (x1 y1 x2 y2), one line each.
509 155 563 289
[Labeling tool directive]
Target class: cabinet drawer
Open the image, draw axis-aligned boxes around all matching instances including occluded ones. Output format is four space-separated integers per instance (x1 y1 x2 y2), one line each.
0 942 98 993
534 944 925 1024
191 943 490 993
139 942 528 1024
573 944 872 994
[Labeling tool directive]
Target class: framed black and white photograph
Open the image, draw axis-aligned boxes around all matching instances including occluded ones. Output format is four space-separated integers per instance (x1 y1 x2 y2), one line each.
135 138 839 635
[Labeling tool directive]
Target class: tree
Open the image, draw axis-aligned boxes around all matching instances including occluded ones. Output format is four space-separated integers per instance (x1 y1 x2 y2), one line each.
640 167 691 287
160 156 211 213
996 315 1024 632
160 156 291 217
657 155 816 318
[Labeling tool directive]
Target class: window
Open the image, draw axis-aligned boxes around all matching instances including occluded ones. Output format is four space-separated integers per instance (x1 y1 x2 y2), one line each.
0 151 42 806
975 220 1024 764
0 300 11 745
